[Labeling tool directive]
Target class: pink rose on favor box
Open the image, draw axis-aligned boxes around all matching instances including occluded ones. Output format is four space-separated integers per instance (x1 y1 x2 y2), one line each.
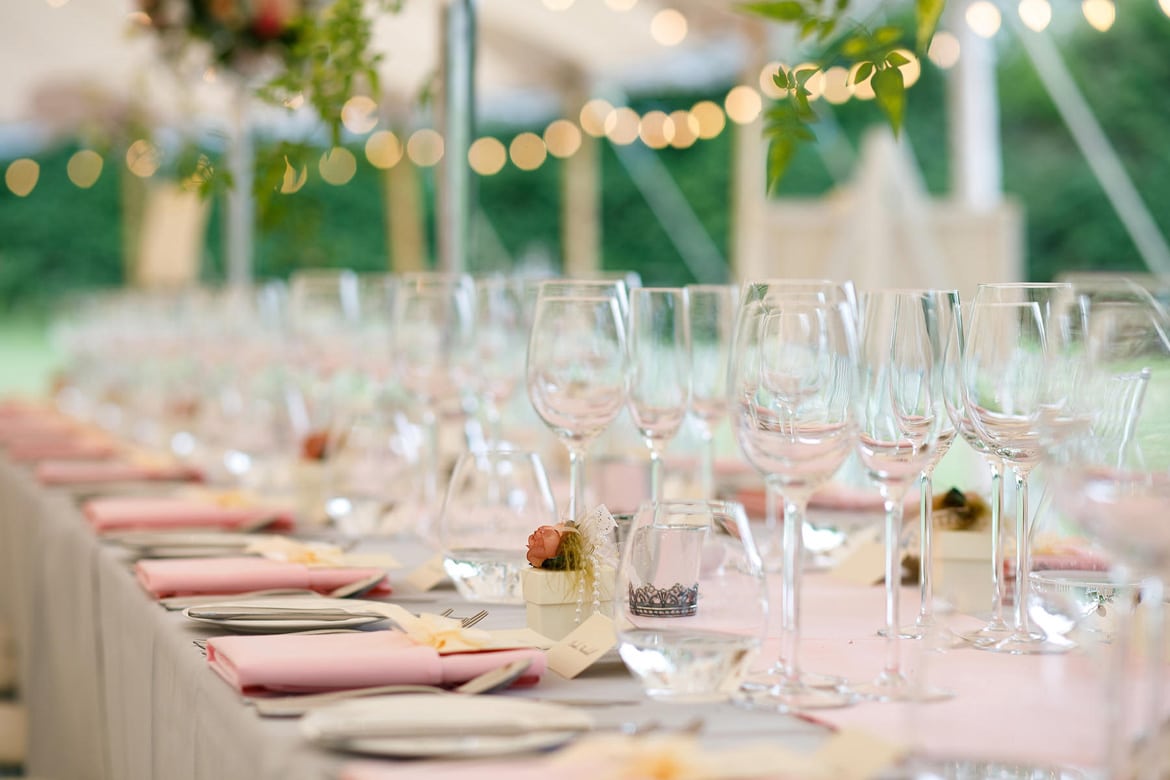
526 524 572 568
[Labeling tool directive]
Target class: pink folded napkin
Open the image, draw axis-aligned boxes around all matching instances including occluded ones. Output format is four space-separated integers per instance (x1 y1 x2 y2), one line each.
206 631 545 694
134 557 392 599
36 459 203 485
7 437 116 462
82 496 295 534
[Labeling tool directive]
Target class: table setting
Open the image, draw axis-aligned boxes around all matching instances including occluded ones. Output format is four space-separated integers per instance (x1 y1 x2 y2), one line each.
1 272 1169 780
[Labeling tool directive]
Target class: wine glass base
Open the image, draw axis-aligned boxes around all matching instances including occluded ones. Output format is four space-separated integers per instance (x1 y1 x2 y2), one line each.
958 622 1013 647
894 755 1088 779
736 683 857 711
852 673 954 703
975 631 1073 655
742 669 845 691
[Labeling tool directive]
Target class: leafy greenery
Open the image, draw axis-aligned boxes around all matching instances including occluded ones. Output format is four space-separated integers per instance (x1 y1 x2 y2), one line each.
740 0 946 189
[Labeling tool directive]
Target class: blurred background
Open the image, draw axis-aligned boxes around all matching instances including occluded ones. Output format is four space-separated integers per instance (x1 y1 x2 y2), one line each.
2 0 1169 395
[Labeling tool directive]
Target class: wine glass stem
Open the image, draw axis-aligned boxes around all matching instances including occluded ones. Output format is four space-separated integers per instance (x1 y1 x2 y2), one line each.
883 489 907 679
917 472 934 625
1012 468 1033 636
567 445 586 524
1142 576 1165 780
649 448 663 503
780 494 808 685
989 459 1007 627
422 408 439 505
699 425 715 499
765 480 781 564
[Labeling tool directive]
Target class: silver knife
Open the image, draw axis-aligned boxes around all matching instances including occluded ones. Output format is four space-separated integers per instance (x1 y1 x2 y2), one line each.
188 607 386 621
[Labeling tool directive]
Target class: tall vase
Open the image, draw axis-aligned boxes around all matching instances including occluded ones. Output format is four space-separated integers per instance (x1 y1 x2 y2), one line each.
224 81 254 288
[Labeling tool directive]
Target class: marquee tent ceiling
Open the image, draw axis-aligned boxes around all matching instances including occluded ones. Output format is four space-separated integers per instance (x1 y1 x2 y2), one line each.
1 0 758 140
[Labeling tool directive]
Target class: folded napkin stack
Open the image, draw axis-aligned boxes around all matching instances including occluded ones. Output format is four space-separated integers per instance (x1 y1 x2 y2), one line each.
206 631 546 695
135 557 391 599
82 496 295 534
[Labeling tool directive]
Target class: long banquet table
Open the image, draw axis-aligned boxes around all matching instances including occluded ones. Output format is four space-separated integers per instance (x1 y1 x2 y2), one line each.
0 451 1147 780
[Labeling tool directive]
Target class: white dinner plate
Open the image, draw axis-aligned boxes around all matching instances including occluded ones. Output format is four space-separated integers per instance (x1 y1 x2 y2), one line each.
183 596 390 634
111 531 270 558
301 694 594 758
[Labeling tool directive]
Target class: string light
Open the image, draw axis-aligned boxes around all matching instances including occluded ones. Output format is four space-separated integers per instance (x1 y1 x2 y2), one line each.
469 137 506 175
125 139 159 178
67 150 103 189
724 86 762 124
365 131 403 169
319 147 357 185
341 96 378 135
759 62 788 100
1018 0 1053 32
668 110 700 148
580 99 614 138
650 9 687 46
406 129 444 167
822 66 851 105
604 107 641 145
544 119 582 158
928 31 961 68
690 101 726 139
966 1 1002 38
510 132 548 170
1082 0 1115 31
5 159 39 197
639 110 674 149
849 62 876 100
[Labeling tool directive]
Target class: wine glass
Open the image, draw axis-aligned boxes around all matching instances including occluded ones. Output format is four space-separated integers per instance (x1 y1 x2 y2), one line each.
731 295 858 708
627 287 690 501
735 280 857 570
439 449 558 603
853 289 951 702
615 499 767 701
391 272 476 514
685 284 739 498
526 289 628 524
895 290 960 639
965 282 1074 655
944 305 1012 646
471 275 527 448
1050 297 1170 777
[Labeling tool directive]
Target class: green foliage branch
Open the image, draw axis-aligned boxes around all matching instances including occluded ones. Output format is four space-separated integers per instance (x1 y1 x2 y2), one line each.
739 0 946 189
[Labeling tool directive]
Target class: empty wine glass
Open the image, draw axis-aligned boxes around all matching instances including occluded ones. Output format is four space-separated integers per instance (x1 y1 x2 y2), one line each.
854 289 951 702
472 276 527 448
615 499 767 701
965 282 1075 655
527 288 628 523
731 295 858 708
896 290 960 639
944 305 1012 646
391 272 476 513
627 287 690 501
686 284 739 498
439 449 557 604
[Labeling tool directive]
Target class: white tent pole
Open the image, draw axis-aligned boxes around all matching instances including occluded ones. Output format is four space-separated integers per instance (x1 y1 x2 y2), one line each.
437 0 475 274
1004 8 1170 276
948 0 1003 210
562 78 601 278
224 82 254 287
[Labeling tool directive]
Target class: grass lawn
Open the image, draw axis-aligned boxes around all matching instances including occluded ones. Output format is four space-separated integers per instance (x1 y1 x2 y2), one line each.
0 318 58 398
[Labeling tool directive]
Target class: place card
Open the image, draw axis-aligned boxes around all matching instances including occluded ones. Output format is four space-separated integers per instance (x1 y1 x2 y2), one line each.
403 554 448 592
547 613 617 679
812 728 906 779
829 536 887 587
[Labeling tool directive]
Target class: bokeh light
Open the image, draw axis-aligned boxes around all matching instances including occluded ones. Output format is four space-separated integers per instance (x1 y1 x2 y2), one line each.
5 159 39 197
690 101 726 139
580 99 615 138
650 9 687 46
724 86 762 124
510 132 548 170
67 150 103 189
544 119 582 158
125 139 160 178
341 96 379 135
319 147 357 186
407 129 444 167
365 131 403 169
468 137 507 175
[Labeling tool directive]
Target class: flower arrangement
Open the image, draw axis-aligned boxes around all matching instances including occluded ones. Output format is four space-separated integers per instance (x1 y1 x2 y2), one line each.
136 0 400 146
523 506 619 637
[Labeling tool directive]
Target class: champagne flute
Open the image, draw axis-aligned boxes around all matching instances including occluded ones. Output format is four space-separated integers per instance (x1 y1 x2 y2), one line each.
627 287 690 501
732 296 858 708
965 282 1074 655
853 289 951 702
527 292 628 523
685 284 739 498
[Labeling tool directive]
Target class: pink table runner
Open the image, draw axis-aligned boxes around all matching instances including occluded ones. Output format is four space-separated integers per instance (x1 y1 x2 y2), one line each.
82 496 295 534
135 557 392 599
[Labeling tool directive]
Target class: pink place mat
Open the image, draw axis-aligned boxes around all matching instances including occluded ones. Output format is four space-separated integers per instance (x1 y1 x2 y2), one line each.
6 437 117 462
36 459 203 485
82 496 295 535
206 631 546 695
134 557 392 599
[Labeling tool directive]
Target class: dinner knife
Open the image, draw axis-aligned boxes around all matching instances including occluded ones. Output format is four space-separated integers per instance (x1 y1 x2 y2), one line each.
187 607 387 622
